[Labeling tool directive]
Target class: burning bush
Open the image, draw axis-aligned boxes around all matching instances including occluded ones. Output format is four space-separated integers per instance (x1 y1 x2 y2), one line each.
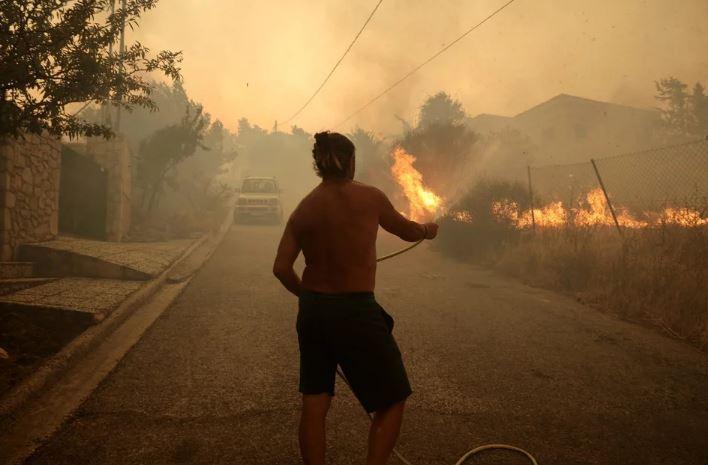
393 92 479 201
436 179 529 261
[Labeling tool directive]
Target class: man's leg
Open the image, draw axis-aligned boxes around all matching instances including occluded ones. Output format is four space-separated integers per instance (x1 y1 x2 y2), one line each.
366 400 406 465
299 393 332 465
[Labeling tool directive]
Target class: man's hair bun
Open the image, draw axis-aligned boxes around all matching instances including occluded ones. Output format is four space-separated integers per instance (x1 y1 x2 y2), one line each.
314 131 330 147
311 131 355 179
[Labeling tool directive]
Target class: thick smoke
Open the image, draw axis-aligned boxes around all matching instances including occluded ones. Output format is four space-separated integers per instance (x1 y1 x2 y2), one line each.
134 0 708 135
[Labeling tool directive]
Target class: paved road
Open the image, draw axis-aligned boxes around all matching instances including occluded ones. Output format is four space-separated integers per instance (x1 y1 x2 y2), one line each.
26 225 708 465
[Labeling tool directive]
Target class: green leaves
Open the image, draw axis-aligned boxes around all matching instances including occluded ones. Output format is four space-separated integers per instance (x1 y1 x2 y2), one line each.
0 0 182 139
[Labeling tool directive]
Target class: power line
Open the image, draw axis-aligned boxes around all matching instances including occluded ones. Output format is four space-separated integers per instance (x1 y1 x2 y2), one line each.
334 0 520 129
282 0 385 125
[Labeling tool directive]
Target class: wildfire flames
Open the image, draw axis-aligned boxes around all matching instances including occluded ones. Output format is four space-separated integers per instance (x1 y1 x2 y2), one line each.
390 147 444 221
490 188 707 229
387 148 705 230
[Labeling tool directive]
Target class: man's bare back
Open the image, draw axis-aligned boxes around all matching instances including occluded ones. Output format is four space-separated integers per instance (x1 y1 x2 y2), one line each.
273 178 437 295
272 131 438 465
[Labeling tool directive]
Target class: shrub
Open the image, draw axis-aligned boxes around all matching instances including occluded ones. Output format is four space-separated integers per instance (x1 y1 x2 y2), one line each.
436 179 528 261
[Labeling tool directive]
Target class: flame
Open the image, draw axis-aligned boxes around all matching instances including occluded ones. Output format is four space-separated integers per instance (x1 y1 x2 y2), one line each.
451 210 474 223
524 202 568 228
489 188 706 230
491 200 568 228
656 207 708 227
390 147 443 221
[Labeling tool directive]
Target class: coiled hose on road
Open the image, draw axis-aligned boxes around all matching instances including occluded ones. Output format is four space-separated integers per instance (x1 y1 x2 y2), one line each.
338 239 539 465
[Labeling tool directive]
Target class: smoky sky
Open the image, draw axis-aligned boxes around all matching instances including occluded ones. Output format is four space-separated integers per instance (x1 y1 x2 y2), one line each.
135 0 708 134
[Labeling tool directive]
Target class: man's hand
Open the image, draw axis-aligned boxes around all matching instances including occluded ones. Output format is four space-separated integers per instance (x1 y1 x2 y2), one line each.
423 222 439 239
378 189 441 243
273 217 303 297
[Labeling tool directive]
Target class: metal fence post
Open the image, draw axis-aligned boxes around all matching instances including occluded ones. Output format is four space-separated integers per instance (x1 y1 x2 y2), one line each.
527 165 536 233
590 159 623 238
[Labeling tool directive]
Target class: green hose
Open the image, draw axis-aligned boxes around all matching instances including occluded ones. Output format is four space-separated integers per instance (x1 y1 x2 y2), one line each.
377 238 425 262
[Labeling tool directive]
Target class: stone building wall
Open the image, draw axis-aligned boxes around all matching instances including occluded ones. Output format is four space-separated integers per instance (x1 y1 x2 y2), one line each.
0 134 61 260
86 136 131 241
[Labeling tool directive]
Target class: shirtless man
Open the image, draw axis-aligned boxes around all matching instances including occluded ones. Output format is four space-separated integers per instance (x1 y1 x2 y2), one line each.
273 131 438 465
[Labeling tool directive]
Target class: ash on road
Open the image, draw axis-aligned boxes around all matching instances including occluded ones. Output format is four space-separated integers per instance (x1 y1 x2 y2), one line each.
25 225 708 465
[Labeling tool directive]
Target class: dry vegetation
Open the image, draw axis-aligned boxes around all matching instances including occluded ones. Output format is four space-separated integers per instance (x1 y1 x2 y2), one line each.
437 180 708 348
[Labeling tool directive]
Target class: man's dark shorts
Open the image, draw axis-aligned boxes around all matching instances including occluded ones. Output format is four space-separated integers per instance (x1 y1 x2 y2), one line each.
297 290 412 413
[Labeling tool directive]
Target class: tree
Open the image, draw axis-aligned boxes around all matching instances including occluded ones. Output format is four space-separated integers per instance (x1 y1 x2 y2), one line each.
348 127 382 175
396 93 477 197
181 118 238 179
83 80 196 149
691 83 708 136
655 77 690 135
654 77 708 137
399 122 477 195
347 127 394 191
136 106 209 211
418 92 466 129
0 0 182 139
233 119 317 200
166 118 239 220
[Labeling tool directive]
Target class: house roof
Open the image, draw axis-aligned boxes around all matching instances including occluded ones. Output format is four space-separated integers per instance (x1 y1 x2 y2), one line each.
513 93 657 120
468 94 657 125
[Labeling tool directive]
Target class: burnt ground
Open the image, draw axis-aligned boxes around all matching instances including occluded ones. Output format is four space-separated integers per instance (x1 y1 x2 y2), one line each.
23 225 708 465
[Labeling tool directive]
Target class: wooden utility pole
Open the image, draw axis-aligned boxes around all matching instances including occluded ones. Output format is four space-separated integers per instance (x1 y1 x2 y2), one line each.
115 0 127 132
102 0 117 127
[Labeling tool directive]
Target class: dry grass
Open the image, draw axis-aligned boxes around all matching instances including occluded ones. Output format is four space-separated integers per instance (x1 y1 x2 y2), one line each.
495 226 708 347
437 181 708 348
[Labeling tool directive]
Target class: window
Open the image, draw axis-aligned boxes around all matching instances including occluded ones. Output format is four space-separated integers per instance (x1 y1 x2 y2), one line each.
242 179 277 193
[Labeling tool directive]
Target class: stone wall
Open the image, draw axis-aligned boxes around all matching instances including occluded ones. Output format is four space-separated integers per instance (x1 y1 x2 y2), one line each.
0 134 61 260
86 136 131 241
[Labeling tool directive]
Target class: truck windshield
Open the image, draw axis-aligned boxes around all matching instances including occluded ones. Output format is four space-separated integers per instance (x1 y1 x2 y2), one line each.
242 179 277 193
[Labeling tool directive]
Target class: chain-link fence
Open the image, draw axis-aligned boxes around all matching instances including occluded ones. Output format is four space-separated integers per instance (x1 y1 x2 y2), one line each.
529 138 708 214
592 139 708 211
528 160 598 208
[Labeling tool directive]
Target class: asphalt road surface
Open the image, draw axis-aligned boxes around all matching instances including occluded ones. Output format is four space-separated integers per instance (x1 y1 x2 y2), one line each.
26 224 708 465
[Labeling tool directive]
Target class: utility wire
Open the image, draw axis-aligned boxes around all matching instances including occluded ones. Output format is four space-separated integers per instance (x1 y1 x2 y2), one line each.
334 0 519 129
282 0 385 125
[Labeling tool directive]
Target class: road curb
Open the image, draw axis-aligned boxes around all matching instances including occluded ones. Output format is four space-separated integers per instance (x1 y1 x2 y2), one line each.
0 199 235 423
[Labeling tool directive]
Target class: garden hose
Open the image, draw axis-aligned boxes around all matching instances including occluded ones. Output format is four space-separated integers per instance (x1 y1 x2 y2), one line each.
343 239 540 464
376 238 425 262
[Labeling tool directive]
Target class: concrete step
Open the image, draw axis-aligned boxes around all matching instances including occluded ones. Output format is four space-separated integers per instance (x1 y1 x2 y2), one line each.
0 277 142 322
0 278 58 296
19 244 152 281
0 262 34 279
17 237 194 281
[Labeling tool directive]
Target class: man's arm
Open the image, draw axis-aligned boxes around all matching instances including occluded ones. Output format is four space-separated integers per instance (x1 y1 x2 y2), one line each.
273 217 303 296
376 189 438 242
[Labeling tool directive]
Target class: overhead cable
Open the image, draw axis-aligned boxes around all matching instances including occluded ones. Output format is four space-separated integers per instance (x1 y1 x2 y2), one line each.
282 0 386 125
334 0 519 128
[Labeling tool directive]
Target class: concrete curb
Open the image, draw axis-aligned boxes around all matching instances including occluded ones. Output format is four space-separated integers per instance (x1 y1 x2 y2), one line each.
0 199 235 422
